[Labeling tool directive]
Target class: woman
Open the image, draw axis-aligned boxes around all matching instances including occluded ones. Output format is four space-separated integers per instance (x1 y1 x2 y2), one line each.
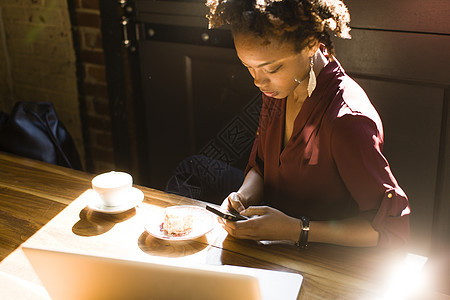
206 0 410 248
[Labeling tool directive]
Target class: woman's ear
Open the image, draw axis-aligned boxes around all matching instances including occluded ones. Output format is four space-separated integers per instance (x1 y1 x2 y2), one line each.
307 38 320 57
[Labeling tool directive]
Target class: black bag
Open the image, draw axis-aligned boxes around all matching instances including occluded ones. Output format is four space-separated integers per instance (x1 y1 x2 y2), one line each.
0 101 82 170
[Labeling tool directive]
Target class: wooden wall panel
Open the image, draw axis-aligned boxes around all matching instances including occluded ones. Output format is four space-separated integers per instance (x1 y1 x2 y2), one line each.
333 29 450 85
345 0 450 34
434 89 450 248
136 1 208 27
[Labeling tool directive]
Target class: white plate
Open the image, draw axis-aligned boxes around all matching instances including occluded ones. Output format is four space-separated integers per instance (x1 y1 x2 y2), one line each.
144 205 215 241
87 187 144 214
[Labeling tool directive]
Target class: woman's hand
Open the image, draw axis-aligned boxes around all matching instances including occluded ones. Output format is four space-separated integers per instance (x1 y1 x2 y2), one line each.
221 192 245 212
221 205 300 242
216 192 246 226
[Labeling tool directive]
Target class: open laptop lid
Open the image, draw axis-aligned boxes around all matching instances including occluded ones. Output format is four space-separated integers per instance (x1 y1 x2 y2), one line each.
23 246 302 300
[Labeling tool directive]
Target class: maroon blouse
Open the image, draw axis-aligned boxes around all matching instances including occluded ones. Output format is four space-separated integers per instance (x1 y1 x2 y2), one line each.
246 59 410 248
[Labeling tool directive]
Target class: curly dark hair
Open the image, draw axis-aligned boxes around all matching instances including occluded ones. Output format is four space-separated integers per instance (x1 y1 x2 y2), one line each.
206 0 351 54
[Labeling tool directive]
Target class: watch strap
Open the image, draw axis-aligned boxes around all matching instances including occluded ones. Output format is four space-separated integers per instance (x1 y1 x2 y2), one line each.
295 216 310 249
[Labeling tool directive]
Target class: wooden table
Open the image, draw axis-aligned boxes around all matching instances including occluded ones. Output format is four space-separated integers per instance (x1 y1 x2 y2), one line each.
0 151 447 300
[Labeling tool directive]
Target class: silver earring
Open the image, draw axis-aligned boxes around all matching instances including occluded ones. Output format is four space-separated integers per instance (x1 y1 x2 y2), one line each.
307 56 316 97
294 78 301 84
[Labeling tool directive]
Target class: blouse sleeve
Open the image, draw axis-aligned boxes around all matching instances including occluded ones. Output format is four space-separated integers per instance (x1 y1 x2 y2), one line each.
330 114 410 248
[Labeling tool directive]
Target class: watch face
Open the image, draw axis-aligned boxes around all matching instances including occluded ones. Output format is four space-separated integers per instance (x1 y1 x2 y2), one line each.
301 216 310 229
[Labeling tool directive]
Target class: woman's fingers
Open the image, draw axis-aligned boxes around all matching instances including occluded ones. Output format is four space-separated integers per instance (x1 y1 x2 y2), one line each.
221 206 268 235
228 192 245 213
222 219 257 240
240 206 268 217
217 192 245 225
220 206 296 241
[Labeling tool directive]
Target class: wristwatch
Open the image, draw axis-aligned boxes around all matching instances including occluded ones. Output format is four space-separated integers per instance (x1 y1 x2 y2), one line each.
295 216 310 249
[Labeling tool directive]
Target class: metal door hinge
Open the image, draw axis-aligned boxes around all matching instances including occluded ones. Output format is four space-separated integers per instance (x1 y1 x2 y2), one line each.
121 16 137 52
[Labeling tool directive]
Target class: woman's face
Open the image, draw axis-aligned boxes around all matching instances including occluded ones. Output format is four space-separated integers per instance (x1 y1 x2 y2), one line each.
234 33 313 99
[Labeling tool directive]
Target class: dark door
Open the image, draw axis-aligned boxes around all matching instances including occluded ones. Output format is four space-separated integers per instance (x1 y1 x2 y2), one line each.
138 36 259 189
122 0 261 191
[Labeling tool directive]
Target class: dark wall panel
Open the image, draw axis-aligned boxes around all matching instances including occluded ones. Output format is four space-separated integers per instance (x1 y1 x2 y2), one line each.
333 29 450 85
345 0 450 34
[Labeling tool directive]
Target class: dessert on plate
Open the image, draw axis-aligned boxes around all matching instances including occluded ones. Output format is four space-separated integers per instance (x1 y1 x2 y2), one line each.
161 207 194 237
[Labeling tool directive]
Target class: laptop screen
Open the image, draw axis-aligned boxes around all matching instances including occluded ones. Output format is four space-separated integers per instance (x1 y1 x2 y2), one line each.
23 246 302 300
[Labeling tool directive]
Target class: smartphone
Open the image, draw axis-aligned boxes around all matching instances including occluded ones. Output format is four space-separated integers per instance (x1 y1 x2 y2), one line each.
205 205 248 221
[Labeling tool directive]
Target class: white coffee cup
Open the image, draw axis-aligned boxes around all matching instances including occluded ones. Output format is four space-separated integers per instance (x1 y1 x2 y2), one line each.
92 171 133 207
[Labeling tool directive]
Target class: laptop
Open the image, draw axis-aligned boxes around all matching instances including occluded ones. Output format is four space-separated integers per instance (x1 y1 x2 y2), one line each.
23 246 302 300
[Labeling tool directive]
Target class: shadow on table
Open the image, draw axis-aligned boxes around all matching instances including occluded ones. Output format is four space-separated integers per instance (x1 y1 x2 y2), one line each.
137 231 209 258
218 235 296 272
72 207 136 236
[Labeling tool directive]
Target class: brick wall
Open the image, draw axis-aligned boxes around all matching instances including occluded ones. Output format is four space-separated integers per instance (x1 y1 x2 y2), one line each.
0 0 117 173
74 0 115 172
0 0 85 166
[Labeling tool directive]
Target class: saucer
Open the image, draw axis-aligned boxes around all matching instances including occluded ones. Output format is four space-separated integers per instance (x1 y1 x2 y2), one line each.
144 205 215 241
87 187 144 214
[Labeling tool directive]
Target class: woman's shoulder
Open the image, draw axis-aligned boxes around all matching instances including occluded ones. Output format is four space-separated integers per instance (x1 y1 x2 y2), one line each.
319 61 377 117
323 71 384 138
333 72 381 122
337 76 373 115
